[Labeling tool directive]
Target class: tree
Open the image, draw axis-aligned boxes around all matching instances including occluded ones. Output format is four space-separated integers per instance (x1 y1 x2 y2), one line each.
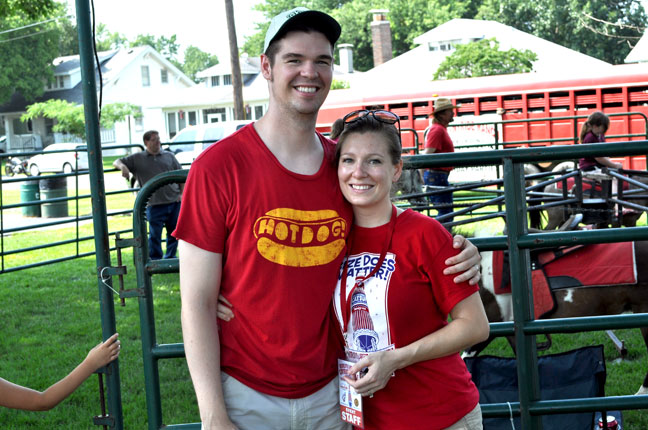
183 46 219 83
0 0 62 103
56 15 79 56
476 0 647 64
92 23 129 52
434 38 537 80
130 33 182 69
242 0 355 58
21 99 141 139
242 0 646 69
241 0 473 71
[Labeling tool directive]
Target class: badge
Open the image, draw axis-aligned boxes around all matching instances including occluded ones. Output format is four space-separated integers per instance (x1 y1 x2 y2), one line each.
338 359 364 428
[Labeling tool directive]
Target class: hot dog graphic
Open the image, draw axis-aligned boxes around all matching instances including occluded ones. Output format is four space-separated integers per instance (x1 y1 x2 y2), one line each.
254 208 347 267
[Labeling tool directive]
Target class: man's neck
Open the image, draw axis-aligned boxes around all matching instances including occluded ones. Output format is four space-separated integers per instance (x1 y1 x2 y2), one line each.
255 109 324 175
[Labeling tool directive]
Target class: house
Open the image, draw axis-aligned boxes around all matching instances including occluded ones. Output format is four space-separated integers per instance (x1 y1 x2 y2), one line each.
154 55 269 139
0 45 194 153
625 31 648 63
350 18 612 92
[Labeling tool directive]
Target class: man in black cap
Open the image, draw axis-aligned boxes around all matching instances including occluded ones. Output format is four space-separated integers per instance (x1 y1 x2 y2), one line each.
174 8 480 429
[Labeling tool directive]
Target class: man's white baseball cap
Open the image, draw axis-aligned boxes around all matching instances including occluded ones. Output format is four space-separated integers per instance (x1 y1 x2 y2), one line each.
263 7 341 53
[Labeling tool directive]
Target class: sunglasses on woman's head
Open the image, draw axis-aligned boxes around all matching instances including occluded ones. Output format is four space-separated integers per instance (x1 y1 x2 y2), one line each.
342 110 402 142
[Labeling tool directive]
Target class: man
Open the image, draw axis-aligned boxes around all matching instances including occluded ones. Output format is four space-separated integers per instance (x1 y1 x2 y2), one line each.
113 130 182 260
173 9 480 429
422 97 458 223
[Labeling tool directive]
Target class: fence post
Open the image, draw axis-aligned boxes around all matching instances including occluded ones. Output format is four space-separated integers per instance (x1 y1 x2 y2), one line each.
502 158 542 429
75 1 123 428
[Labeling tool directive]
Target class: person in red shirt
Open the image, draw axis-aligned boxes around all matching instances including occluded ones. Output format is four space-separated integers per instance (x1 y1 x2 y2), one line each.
175 9 483 430
334 110 489 429
422 98 458 225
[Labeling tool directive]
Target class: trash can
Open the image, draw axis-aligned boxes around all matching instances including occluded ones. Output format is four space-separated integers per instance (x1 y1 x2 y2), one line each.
39 177 68 218
20 180 41 217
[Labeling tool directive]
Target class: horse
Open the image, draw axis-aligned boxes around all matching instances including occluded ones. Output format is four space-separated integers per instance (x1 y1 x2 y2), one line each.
532 169 648 230
391 167 427 205
469 241 648 396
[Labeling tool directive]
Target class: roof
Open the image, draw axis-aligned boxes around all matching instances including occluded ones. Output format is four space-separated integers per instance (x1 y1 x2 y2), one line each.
0 46 195 114
196 55 261 78
52 50 118 74
146 72 270 109
625 32 648 63
357 18 611 90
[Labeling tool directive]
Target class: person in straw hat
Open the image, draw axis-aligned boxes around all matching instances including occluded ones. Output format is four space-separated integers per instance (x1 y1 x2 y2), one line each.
422 98 458 226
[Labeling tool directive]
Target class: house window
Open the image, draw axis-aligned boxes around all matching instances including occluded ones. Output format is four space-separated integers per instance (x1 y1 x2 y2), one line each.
45 118 55 135
141 65 150 87
161 69 168 84
188 111 197 126
178 111 187 131
134 107 143 131
203 108 226 123
224 74 232 85
211 76 220 86
47 76 67 90
254 105 264 120
13 118 32 134
167 112 177 138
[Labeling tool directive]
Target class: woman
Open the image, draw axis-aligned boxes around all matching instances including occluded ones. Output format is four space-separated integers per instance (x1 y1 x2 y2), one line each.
333 110 489 430
578 111 623 171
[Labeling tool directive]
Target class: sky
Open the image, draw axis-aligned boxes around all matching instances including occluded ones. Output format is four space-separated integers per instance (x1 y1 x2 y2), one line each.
65 0 265 62
65 0 648 62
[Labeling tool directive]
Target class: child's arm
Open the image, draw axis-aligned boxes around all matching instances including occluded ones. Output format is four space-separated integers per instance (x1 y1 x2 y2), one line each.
0 333 120 411
594 157 623 169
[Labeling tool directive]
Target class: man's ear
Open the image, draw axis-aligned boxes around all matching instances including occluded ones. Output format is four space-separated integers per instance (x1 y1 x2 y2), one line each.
260 54 272 80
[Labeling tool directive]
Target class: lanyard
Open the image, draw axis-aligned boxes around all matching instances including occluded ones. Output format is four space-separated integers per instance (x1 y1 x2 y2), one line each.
340 205 398 330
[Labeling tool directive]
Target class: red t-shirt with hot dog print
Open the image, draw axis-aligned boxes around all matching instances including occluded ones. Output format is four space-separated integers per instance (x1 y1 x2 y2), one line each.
174 123 353 398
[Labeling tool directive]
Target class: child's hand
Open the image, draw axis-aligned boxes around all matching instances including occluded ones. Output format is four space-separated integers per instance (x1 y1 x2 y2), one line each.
86 333 121 370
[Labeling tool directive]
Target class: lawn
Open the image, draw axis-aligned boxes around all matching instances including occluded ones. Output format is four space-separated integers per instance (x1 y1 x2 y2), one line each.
1 182 647 428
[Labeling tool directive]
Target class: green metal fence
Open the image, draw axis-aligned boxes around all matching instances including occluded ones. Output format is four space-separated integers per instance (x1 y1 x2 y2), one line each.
63 3 648 427
117 140 648 429
0 144 144 274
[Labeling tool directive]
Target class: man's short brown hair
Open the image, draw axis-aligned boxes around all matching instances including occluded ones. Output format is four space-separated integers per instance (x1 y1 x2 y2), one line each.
143 130 159 143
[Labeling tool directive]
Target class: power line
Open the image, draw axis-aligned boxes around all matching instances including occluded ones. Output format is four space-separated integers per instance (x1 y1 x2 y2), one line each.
0 16 68 35
0 28 57 44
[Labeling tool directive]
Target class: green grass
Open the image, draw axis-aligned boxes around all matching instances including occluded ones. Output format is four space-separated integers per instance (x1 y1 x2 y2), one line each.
1 186 647 427
0 254 199 428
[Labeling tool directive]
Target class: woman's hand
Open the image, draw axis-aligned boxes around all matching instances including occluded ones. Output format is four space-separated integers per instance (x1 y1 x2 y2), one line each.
444 235 481 285
343 350 400 397
217 295 235 321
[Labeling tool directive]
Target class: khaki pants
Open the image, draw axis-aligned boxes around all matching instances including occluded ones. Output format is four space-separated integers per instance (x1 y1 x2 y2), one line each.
443 404 483 430
209 372 350 430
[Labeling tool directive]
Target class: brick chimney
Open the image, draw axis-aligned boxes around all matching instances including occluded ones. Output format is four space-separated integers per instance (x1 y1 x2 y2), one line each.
370 9 392 67
338 43 354 73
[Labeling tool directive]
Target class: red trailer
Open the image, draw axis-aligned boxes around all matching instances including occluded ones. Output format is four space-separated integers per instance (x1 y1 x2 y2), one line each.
317 63 648 172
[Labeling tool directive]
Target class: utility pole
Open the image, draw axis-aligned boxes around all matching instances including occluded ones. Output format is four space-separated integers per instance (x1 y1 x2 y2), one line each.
225 0 245 120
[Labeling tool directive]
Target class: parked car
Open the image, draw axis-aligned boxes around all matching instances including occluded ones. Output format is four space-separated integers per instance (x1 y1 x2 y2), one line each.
27 142 89 176
169 121 250 167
